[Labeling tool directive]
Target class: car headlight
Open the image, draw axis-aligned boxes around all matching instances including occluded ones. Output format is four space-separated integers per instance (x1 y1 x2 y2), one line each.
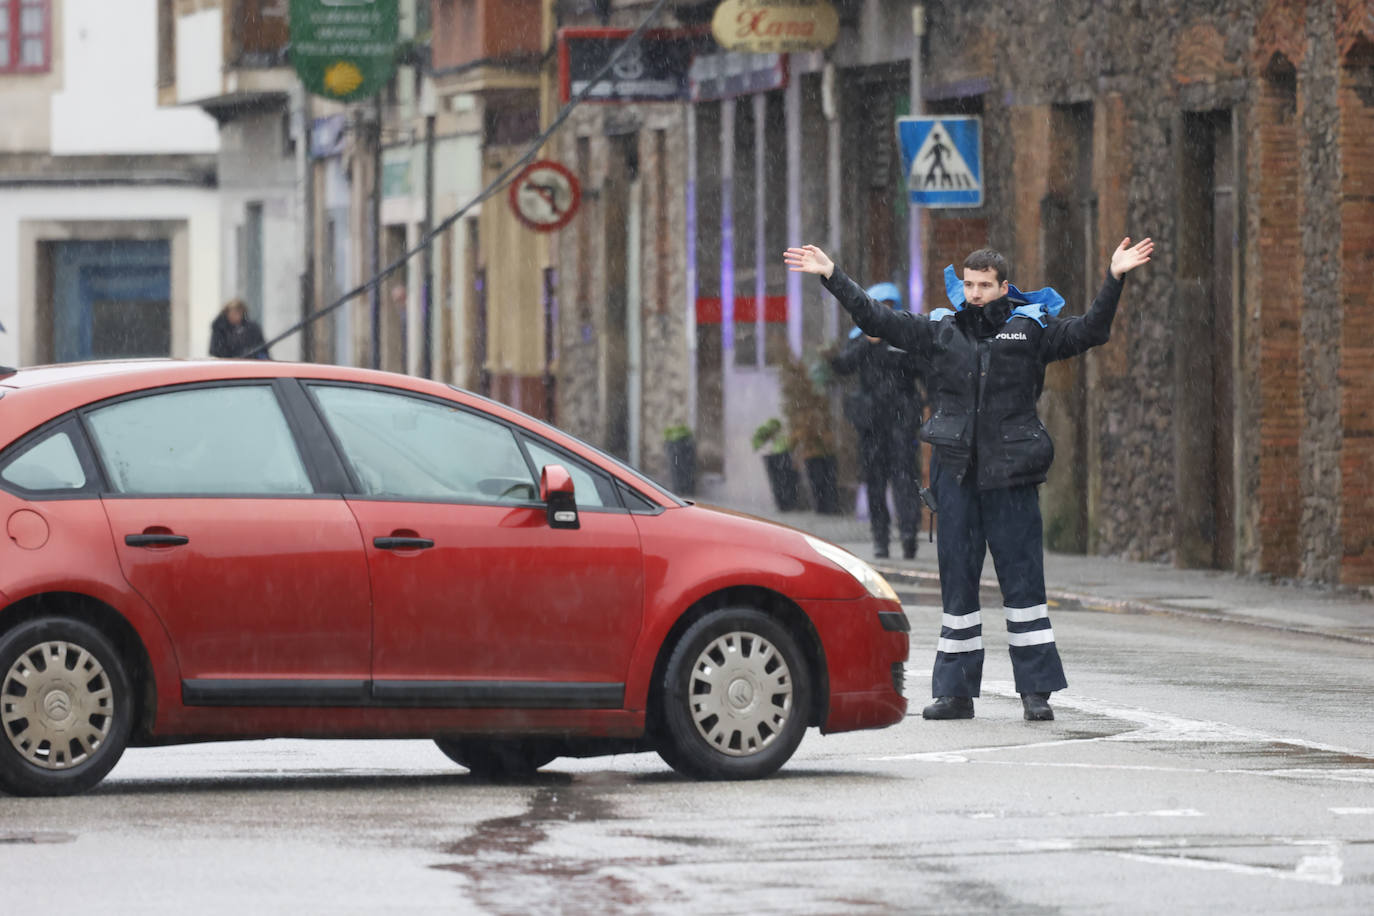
803 534 900 603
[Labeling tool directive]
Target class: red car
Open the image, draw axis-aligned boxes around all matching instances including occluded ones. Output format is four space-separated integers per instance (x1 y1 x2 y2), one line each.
0 360 908 796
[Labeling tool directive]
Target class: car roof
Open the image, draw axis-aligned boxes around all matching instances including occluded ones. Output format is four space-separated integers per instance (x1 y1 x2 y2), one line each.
1 358 389 389
0 359 681 506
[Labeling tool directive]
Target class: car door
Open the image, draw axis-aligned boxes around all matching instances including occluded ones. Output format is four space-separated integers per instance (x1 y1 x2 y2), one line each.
86 382 373 703
305 383 644 708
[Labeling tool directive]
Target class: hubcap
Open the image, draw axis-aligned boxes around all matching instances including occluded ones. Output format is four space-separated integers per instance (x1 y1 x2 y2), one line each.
2 640 113 770
688 630 793 757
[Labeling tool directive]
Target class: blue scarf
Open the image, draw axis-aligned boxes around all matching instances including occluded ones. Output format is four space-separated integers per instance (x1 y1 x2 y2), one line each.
932 264 1065 327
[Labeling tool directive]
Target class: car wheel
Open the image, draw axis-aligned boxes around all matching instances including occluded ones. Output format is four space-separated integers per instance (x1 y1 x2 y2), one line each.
434 738 558 779
0 618 134 797
657 607 811 780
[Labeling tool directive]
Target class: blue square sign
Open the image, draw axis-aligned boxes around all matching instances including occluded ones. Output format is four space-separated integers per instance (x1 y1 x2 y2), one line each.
897 116 983 209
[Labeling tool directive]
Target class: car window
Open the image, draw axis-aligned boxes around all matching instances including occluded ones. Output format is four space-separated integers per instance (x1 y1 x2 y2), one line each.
521 437 613 509
311 385 536 503
0 429 87 492
617 482 659 512
86 386 313 495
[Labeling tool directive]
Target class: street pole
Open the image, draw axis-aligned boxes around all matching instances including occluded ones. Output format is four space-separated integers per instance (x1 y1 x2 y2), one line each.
420 92 436 379
295 83 315 362
370 94 383 370
908 5 925 314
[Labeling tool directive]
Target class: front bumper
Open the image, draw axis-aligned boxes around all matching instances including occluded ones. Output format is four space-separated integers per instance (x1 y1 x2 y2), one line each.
797 595 909 734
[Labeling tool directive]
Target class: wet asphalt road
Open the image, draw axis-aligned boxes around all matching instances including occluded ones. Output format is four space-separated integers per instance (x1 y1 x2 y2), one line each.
2 592 1373 914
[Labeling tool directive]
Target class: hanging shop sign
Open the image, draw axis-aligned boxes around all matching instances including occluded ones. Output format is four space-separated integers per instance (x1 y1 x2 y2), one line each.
510 160 582 233
688 50 787 102
711 0 839 54
557 28 709 104
289 0 398 102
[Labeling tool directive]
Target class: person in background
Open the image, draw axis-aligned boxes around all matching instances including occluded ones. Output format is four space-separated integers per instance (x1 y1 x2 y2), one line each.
786 236 1154 723
828 281 925 560
210 298 270 359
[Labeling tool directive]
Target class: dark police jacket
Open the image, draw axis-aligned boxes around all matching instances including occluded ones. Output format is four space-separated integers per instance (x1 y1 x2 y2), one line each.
820 267 1125 490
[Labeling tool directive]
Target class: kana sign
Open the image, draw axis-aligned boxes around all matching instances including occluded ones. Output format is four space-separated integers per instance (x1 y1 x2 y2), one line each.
711 0 839 54
289 0 399 102
510 160 582 233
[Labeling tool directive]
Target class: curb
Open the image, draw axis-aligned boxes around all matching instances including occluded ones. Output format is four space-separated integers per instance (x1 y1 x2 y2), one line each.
872 564 1374 647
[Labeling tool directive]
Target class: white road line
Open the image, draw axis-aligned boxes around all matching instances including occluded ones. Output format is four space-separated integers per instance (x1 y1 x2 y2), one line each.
1111 840 1344 886
965 809 1204 820
1331 807 1374 814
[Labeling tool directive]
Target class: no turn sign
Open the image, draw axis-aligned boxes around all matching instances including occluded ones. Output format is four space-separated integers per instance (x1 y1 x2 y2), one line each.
509 160 582 232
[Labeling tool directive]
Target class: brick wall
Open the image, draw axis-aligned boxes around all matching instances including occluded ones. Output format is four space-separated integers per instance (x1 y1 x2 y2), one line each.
1339 40 1374 583
1256 62 1303 578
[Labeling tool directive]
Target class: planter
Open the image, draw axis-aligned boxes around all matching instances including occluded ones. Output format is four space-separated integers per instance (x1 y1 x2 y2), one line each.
804 455 841 514
763 452 802 511
666 436 696 495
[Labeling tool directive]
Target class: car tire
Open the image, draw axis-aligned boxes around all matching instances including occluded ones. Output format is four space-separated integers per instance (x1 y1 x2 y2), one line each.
0 618 134 797
656 607 811 780
434 738 558 779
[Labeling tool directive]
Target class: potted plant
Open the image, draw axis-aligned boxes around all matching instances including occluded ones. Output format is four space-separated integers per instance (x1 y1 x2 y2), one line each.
663 424 696 495
780 352 842 514
752 417 801 511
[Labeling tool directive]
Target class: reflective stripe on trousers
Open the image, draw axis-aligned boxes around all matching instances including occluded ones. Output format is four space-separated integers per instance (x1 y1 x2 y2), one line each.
929 454 1068 698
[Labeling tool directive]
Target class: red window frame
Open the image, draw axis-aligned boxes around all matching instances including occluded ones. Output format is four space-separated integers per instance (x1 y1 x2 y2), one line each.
1 0 51 74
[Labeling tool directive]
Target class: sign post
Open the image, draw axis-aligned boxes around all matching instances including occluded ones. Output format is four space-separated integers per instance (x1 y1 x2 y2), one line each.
289 0 399 102
509 161 582 233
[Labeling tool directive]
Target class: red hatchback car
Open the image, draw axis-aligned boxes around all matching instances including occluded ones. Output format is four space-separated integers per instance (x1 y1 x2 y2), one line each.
0 360 908 796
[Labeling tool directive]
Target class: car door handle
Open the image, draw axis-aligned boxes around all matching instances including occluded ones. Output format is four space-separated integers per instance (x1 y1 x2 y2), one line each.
373 537 435 550
125 534 190 547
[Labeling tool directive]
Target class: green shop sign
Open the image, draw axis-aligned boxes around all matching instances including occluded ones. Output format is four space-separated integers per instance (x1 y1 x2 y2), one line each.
290 0 398 102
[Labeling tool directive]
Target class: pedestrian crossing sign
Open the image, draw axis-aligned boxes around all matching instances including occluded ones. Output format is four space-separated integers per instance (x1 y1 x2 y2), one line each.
897 116 983 208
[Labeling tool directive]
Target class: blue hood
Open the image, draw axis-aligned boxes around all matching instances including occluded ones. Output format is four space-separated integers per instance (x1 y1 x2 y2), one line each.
935 264 1065 327
849 282 905 338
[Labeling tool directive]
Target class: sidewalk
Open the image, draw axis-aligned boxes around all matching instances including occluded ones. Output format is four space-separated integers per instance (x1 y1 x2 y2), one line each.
706 502 1374 645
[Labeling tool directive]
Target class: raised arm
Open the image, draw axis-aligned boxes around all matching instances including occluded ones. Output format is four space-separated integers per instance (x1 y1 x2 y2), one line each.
784 245 932 356
1040 236 1153 362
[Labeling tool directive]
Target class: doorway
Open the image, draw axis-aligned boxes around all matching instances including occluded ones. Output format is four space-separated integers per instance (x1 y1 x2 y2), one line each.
49 240 171 362
1040 102 1095 554
1176 109 1239 569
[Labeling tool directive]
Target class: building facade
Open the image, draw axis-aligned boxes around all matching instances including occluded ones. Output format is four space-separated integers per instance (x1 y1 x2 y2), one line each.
136 0 1374 588
1 0 220 368
549 0 1374 588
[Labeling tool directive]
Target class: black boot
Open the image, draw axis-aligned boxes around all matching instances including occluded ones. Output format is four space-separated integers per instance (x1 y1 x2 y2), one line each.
873 542 889 559
922 696 974 720
901 536 917 559
1021 692 1054 721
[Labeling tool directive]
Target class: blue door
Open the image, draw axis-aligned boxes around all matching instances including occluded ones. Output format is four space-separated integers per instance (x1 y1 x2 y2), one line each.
53 240 171 362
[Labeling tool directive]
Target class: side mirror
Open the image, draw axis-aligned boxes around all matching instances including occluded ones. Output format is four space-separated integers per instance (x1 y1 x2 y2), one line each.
540 464 579 530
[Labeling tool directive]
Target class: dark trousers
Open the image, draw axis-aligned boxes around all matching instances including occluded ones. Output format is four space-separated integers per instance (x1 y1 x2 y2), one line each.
858 423 920 548
928 454 1068 698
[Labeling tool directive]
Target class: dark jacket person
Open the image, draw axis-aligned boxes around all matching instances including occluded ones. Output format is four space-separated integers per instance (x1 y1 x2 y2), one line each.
829 282 925 559
785 236 1154 724
210 299 269 359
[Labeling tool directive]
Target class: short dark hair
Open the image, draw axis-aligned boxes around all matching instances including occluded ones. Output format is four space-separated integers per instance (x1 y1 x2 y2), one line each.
963 248 1009 282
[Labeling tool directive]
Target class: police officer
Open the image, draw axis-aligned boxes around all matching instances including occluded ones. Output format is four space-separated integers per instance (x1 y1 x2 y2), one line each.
828 282 924 560
785 237 1154 722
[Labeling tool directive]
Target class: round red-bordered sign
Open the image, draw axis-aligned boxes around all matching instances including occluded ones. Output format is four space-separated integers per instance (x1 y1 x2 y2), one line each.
509 160 582 232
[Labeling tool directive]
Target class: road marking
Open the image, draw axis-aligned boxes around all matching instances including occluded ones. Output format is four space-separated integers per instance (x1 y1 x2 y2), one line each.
966 809 1203 820
880 681 1374 787
1111 840 1344 886
1331 807 1374 814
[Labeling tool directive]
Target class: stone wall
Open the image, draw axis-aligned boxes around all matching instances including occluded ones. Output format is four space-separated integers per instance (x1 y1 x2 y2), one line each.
915 0 1373 583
